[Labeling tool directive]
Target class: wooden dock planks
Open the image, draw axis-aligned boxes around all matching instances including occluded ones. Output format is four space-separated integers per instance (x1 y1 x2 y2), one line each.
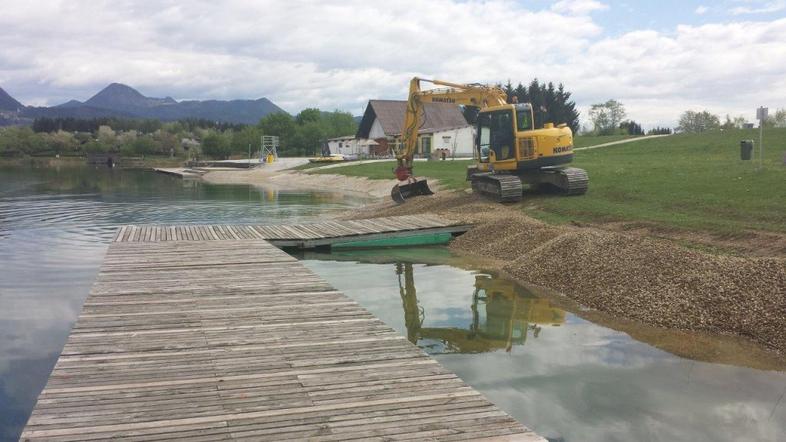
113 214 472 248
22 232 543 441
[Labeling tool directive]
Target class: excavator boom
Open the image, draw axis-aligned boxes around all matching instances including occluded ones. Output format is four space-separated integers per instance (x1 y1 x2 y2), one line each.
392 78 508 203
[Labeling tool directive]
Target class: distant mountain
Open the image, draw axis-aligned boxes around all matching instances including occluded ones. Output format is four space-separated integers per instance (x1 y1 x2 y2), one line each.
159 98 286 124
13 83 286 125
23 105 135 120
85 83 177 112
0 87 23 111
55 99 84 108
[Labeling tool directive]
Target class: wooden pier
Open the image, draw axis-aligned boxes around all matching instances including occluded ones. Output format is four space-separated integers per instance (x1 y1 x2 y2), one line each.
22 219 543 441
152 167 207 179
113 214 473 249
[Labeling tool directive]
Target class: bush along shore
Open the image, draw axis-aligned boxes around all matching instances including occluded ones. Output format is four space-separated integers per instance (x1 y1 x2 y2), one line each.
349 192 786 355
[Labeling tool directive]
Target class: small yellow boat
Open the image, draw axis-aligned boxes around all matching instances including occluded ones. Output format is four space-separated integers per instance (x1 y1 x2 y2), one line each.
308 154 347 163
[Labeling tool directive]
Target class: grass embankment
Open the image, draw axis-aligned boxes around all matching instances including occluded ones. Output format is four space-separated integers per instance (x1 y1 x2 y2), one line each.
528 129 786 234
310 159 475 190
291 161 331 171
312 130 786 235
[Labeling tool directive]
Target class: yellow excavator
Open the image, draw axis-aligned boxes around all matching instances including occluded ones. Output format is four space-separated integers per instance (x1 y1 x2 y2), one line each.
391 77 588 203
396 263 565 353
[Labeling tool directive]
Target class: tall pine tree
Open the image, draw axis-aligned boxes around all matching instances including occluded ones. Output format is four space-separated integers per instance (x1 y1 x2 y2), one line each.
503 80 515 103
555 83 580 134
466 79 580 133
516 79 579 134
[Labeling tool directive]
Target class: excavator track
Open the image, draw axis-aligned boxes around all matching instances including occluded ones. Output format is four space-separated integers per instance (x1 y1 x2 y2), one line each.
470 173 522 203
559 167 589 195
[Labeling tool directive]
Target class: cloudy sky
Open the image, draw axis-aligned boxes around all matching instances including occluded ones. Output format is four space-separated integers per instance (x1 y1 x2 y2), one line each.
1 0 785 127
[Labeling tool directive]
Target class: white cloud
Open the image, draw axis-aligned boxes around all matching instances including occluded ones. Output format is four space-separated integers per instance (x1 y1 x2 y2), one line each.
730 0 786 15
0 0 601 109
695 5 709 15
0 1 785 127
551 0 609 15
573 19 786 125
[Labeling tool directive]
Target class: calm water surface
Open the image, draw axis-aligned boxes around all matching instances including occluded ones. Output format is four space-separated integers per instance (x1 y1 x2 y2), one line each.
303 253 786 442
1 162 784 442
0 162 366 441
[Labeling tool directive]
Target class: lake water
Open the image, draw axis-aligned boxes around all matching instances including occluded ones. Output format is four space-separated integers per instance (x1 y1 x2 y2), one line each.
1 162 784 442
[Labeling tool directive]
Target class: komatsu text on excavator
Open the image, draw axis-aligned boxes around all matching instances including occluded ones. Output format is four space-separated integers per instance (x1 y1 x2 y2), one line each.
391 77 588 203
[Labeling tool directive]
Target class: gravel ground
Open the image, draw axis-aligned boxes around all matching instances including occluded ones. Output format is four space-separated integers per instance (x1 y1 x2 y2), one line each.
351 192 786 354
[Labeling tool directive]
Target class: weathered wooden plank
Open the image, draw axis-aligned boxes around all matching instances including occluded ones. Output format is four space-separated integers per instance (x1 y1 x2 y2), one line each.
113 226 125 242
22 230 539 441
113 215 471 249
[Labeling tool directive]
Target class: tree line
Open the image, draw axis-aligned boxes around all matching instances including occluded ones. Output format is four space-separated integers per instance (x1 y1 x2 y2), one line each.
585 100 657 135
678 109 786 132
587 99 786 135
199 109 357 158
31 117 243 135
1 110 357 159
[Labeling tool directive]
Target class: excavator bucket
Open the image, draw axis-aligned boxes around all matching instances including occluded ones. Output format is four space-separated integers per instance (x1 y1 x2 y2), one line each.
391 180 434 204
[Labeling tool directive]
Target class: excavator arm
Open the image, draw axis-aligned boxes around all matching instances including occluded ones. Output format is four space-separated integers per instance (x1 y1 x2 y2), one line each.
391 78 509 203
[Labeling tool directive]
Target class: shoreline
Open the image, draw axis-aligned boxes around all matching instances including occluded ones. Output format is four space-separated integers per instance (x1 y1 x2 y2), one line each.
201 163 398 199
201 166 786 359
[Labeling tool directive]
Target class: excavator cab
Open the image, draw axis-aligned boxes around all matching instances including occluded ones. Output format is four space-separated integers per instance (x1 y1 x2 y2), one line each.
476 103 533 164
477 107 516 162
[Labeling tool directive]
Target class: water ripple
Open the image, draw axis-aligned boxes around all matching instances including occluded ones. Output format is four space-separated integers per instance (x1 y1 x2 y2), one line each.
0 166 367 441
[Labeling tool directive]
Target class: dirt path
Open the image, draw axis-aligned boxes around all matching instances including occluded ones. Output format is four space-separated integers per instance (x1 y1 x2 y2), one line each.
575 134 670 151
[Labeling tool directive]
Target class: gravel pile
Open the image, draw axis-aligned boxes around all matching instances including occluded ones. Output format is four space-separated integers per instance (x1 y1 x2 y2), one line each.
352 193 786 354
505 229 786 352
451 218 563 260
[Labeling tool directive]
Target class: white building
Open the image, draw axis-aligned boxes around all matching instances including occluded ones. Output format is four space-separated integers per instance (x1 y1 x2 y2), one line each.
350 100 476 158
326 136 378 157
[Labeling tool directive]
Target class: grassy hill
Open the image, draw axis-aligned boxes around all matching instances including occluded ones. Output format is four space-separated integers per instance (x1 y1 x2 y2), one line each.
309 129 786 234
527 128 785 233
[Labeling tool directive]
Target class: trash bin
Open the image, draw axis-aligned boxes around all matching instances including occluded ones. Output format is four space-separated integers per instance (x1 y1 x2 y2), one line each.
740 140 754 160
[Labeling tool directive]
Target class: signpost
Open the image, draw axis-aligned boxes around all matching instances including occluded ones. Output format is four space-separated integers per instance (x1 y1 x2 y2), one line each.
756 107 768 170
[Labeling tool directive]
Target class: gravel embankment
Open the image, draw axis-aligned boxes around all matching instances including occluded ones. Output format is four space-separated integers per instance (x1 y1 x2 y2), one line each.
352 192 786 354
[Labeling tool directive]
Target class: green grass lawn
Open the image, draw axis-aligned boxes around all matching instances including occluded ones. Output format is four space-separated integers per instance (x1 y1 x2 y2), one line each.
529 128 786 233
310 159 475 190
309 128 786 234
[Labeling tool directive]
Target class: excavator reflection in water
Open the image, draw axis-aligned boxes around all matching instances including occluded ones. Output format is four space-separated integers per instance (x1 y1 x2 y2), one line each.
396 263 565 353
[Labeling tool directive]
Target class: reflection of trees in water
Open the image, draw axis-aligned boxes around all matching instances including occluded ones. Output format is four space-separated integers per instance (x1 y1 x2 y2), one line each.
396 262 565 354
